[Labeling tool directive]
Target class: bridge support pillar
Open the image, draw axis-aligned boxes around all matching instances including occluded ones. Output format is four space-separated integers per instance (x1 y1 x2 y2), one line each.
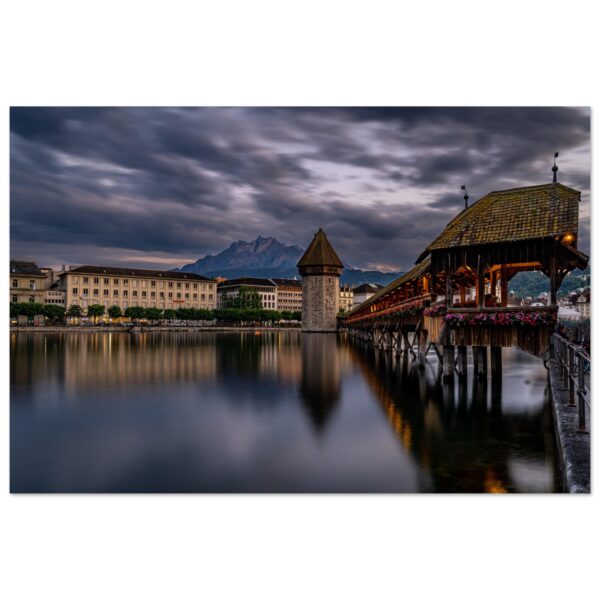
418 330 428 368
442 345 455 382
456 346 468 380
491 347 502 381
474 346 487 380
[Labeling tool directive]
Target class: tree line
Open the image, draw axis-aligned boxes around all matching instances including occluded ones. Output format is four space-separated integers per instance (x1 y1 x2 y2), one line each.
10 302 301 324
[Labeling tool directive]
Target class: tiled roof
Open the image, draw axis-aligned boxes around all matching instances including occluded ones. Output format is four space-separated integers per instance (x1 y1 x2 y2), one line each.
10 260 45 276
217 277 277 288
353 283 384 294
269 278 302 287
67 265 214 281
297 229 344 268
423 183 580 256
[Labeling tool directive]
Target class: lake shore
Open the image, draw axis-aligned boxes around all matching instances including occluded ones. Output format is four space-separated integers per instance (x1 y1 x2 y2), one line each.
10 325 302 333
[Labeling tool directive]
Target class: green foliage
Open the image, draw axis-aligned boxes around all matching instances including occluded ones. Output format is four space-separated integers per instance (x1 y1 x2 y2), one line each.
174 307 214 321
509 266 590 299
144 307 163 321
222 286 263 309
14 302 45 318
213 308 286 323
163 309 177 320
107 305 122 319
42 304 65 322
66 304 82 317
87 304 105 319
10 303 21 318
124 306 145 319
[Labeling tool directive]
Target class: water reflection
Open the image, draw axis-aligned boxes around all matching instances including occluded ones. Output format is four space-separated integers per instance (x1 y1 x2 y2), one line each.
10 332 557 492
349 341 557 493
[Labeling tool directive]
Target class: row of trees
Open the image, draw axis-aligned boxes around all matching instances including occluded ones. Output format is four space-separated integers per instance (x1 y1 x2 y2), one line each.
11 302 301 324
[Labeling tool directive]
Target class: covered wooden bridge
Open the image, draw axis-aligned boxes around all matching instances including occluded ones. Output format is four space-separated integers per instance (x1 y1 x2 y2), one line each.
345 182 588 380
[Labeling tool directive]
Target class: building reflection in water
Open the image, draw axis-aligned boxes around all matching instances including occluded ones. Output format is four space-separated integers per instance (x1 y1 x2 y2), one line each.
299 333 341 432
348 340 557 493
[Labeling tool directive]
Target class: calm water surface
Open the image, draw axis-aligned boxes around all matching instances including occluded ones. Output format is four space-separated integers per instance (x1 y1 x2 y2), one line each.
10 331 558 492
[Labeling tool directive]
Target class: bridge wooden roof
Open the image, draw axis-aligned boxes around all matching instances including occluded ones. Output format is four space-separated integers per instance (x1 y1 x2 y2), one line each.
417 183 581 262
297 229 344 268
350 257 431 314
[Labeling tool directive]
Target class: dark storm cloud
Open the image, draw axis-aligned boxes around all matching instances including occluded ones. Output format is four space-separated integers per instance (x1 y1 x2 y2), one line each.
10 107 590 271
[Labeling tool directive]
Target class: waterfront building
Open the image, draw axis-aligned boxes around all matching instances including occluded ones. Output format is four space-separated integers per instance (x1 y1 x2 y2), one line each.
352 282 383 308
339 284 354 313
270 278 302 312
59 265 217 311
298 229 344 332
10 260 53 304
217 277 278 309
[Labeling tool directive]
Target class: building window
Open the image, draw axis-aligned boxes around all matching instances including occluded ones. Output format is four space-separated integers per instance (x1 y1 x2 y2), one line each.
185 293 189 299
168 292 173 298
177 282 181 289
12 279 18 287
177 293 181 299
193 293 197 299
208 294 213 300
103 290 109 297
141 291 147 298
12 295 18 303
72 287 78 294
193 283 197 289
83 277 89 283
29 280 36 290
159 292 164 298
159 281 164 289
185 283 189 289
151 291 156 298
201 294 206 300
123 279 128 286
93 289 99 296
168 282 173 288
113 290 119 297
104 278 109 285
93 277 99 284
83 288 89 296
151 280 156 287
123 290 128 297
133 291 138 297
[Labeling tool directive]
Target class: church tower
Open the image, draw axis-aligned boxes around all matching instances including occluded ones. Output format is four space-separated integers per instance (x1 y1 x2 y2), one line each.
297 229 344 332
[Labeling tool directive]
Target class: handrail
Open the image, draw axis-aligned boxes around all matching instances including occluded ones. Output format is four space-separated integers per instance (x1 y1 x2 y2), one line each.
551 333 590 433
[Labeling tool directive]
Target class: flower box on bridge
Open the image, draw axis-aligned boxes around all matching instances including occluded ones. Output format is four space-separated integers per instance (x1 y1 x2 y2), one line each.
443 307 558 357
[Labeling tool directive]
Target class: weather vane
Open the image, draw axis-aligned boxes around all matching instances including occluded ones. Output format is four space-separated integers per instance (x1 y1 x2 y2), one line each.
552 151 559 183
461 185 469 209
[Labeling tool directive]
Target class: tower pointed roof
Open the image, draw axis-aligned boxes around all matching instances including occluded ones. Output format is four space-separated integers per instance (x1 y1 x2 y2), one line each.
297 228 344 268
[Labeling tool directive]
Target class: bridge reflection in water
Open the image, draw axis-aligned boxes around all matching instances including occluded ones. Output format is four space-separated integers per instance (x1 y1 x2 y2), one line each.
349 337 558 492
10 331 557 492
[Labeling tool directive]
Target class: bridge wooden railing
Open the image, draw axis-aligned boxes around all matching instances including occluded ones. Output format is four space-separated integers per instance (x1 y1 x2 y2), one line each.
345 294 430 325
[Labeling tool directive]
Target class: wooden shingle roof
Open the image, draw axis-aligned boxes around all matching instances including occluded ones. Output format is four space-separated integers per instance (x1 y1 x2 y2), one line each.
420 183 580 260
297 229 344 268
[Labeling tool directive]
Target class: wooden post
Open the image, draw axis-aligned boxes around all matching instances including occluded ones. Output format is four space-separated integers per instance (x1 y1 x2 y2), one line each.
476 265 485 308
490 346 502 381
500 265 508 306
456 345 468 380
443 345 455 381
445 269 453 308
548 253 558 306
490 270 497 303
475 346 487 380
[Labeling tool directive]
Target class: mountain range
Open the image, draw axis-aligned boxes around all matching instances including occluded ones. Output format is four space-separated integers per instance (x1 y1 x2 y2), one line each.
176 236 402 286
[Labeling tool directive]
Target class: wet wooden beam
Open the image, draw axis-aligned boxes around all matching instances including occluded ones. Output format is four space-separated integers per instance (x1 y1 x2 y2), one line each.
491 346 502 380
443 345 455 381
456 345 468 380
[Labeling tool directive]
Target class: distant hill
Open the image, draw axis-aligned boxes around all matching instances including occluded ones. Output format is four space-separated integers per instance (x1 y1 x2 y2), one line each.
509 266 590 299
176 236 402 286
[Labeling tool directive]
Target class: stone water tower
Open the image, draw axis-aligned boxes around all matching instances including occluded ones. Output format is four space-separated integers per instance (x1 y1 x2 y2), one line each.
297 229 344 332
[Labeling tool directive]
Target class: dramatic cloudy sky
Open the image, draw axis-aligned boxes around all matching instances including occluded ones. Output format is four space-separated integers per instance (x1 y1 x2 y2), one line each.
10 107 590 272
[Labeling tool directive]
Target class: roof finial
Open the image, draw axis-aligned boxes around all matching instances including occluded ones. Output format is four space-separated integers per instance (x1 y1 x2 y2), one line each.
552 151 559 183
461 185 469 209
